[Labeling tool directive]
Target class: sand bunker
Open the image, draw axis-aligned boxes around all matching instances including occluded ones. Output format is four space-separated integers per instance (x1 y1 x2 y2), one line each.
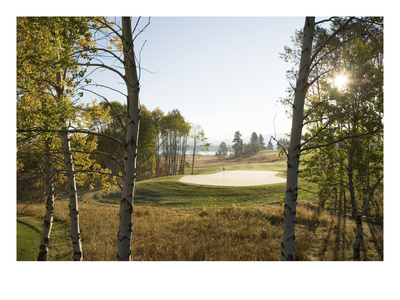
179 171 286 187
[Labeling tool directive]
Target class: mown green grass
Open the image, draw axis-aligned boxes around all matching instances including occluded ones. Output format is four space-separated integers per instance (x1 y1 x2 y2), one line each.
187 159 287 176
17 221 41 261
135 178 287 207
17 214 74 261
93 160 289 208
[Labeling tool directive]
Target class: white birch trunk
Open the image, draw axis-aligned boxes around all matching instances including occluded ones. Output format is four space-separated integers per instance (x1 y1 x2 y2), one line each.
191 139 196 175
37 138 55 261
281 17 315 261
117 17 141 261
60 130 83 261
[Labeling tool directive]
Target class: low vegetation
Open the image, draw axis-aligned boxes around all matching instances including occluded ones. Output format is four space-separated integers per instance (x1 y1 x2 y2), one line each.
17 200 382 261
17 156 383 261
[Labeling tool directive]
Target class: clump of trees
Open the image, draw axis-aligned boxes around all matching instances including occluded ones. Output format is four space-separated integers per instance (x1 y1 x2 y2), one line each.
216 142 229 157
17 16 104 261
17 16 208 261
231 131 268 157
279 16 383 260
90 102 197 180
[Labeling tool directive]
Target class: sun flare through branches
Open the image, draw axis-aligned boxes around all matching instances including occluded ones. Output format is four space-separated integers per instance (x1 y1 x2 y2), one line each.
334 74 348 91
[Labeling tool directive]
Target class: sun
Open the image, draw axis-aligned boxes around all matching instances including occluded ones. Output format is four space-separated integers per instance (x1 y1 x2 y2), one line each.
334 74 348 91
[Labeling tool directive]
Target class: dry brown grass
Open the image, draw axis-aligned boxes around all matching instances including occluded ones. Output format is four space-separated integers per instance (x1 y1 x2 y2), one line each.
194 150 283 168
17 201 383 261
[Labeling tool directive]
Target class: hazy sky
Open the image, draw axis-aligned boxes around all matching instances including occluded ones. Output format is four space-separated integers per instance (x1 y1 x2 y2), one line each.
85 17 307 143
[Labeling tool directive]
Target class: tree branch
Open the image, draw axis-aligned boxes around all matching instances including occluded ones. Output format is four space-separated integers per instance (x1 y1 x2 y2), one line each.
310 17 355 66
81 83 127 98
310 33 367 73
78 62 126 83
17 128 124 148
361 174 383 216
315 17 340 25
136 138 166 169
21 168 122 177
18 150 123 166
97 17 123 40
74 87 126 128
301 108 357 147
133 17 151 42
300 127 383 152
270 135 288 158
93 47 124 65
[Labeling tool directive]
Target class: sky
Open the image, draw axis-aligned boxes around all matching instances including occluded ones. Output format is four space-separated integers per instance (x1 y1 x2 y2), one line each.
83 17 307 143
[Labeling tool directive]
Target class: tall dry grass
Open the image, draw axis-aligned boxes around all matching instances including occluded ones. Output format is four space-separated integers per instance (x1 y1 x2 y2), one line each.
17 201 383 261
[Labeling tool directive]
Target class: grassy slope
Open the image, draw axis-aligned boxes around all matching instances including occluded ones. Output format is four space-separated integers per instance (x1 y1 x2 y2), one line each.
94 160 289 208
17 221 41 261
17 213 73 261
17 201 383 261
189 157 287 175
16 155 383 261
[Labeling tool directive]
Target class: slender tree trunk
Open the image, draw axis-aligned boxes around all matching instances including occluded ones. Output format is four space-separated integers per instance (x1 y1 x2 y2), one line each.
38 137 55 261
165 138 170 176
117 17 141 261
347 145 362 260
156 138 160 177
281 17 315 261
191 139 196 175
180 136 187 174
60 130 83 261
173 134 178 175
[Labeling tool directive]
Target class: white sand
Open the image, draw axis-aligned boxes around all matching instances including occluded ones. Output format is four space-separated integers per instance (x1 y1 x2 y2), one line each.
179 171 286 187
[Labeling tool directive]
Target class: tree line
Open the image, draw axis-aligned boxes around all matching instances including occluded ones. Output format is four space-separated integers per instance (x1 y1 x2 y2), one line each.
216 131 289 157
91 102 206 181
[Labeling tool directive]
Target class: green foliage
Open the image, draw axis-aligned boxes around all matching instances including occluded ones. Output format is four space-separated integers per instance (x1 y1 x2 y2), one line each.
267 140 274 150
190 124 209 153
216 142 228 157
17 17 112 201
160 109 192 176
297 17 383 216
137 106 158 179
232 131 243 157
250 132 259 144
17 221 41 261
259 134 266 150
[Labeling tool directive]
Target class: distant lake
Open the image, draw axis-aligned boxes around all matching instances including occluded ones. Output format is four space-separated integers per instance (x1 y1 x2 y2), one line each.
192 150 213 156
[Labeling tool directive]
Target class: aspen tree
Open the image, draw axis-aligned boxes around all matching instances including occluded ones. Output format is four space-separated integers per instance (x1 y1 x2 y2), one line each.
117 17 141 260
17 17 97 260
60 130 83 260
279 17 381 260
280 17 315 261
37 138 55 261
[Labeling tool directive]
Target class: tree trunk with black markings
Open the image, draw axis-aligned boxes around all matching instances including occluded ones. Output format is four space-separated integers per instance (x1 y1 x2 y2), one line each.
60 130 83 261
37 138 55 261
117 17 141 261
281 17 315 261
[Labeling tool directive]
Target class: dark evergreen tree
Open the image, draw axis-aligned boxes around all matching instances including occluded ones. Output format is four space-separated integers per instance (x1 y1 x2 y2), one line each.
250 132 259 144
267 140 274 150
259 134 266 150
232 131 243 157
